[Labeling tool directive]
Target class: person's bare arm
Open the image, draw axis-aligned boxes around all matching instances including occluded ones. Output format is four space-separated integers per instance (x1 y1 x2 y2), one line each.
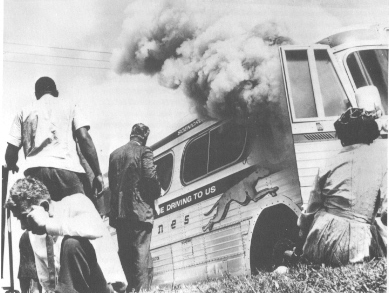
5 143 20 173
75 127 104 194
6 111 22 173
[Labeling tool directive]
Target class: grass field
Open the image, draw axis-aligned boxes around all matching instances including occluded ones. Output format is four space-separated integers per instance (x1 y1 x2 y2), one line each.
149 258 387 293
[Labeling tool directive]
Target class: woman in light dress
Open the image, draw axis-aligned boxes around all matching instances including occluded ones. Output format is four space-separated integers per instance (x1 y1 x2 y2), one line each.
298 103 387 266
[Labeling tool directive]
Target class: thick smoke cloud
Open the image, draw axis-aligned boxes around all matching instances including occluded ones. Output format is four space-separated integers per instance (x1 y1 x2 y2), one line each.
111 0 296 121
113 1 198 75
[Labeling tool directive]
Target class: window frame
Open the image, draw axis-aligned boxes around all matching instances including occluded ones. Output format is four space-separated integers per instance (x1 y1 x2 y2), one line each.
342 46 389 92
280 45 350 122
154 151 174 195
181 121 248 186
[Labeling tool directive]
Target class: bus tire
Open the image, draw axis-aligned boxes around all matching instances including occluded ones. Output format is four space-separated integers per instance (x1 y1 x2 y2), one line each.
250 204 299 273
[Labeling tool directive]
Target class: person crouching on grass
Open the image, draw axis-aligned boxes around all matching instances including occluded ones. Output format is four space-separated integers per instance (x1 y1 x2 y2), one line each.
5 177 127 293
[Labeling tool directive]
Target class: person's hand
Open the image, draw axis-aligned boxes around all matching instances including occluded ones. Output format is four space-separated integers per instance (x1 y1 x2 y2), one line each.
93 174 105 198
299 229 307 240
27 205 49 235
376 115 388 132
30 279 41 293
381 210 387 226
5 163 19 174
10 164 19 174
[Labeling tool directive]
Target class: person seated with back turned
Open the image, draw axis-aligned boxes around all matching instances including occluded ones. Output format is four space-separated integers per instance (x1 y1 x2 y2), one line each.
298 88 387 266
5 177 127 293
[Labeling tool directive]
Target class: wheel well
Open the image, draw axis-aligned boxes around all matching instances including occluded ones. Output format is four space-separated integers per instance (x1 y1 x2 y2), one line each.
250 204 299 273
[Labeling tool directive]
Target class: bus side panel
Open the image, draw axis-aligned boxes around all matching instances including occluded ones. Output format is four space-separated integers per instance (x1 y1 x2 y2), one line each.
171 222 248 284
203 223 245 275
151 166 302 285
152 216 248 285
294 140 341 203
151 197 207 285
152 245 174 286
295 138 387 204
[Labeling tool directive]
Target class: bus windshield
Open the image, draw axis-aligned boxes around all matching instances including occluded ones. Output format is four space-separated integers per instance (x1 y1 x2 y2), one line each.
346 49 388 114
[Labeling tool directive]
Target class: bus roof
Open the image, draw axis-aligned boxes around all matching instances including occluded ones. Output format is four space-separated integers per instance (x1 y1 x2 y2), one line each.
150 119 204 151
317 24 388 48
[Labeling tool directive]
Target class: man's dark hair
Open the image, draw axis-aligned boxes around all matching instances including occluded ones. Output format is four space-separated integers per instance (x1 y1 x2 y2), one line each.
5 177 51 212
334 108 380 147
35 76 59 99
130 123 150 144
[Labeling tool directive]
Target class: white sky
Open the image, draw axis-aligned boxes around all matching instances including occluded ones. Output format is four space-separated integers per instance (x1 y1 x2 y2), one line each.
0 0 388 289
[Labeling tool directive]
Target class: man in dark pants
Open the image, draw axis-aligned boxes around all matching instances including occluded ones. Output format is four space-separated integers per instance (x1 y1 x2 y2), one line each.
6 177 126 293
109 123 160 292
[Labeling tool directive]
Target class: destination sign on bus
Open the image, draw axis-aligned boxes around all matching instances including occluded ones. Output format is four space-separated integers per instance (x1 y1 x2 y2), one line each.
177 119 203 136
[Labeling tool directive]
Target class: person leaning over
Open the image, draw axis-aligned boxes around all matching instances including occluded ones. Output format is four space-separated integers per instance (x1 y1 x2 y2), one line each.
108 123 160 293
5 176 127 293
5 76 104 201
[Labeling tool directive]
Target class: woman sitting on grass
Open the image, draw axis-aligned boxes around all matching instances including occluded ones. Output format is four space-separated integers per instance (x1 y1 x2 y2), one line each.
298 106 387 266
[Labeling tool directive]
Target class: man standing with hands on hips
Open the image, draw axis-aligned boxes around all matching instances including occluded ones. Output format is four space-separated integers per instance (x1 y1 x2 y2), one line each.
109 123 160 292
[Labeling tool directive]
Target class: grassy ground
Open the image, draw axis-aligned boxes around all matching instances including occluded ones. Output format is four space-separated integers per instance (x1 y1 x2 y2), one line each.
147 258 387 293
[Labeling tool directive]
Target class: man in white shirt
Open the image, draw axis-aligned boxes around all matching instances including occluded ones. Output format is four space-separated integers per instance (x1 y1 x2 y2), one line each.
5 76 105 292
5 76 104 201
5 177 127 293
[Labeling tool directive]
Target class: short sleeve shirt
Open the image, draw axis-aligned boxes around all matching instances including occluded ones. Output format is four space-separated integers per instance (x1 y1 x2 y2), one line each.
8 94 89 173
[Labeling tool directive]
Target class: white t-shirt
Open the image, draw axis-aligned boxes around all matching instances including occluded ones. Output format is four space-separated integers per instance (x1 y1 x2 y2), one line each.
8 94 88 173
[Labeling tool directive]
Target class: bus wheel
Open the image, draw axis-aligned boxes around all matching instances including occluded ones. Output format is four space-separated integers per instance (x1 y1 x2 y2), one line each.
250 204 299 274
272 237 295 267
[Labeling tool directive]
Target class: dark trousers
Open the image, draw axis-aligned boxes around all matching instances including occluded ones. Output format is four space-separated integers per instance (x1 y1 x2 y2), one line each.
18 231 42 293
25 167 92 202
56 236 111 293
116 220 153 293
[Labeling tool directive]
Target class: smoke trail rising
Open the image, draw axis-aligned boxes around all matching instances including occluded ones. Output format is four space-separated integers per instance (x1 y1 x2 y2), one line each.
112 0 293 121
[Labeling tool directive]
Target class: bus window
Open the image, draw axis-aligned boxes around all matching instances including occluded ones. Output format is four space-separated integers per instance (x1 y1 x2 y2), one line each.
155 153 174 195
282 47 350 122
346 49 388 114
285 50 317 119
209 123 246 172
314 50 349 116
182 122 247 184
183 134 209 183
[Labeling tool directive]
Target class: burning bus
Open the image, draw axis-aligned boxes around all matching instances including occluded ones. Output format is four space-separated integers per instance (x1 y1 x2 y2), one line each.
0 2 387 290
98 24 388 287
150 24 388 285
2 24 386 291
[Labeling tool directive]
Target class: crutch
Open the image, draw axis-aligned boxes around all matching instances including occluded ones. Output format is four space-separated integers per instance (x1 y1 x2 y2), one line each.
2 165 20 293
1 165 9 278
